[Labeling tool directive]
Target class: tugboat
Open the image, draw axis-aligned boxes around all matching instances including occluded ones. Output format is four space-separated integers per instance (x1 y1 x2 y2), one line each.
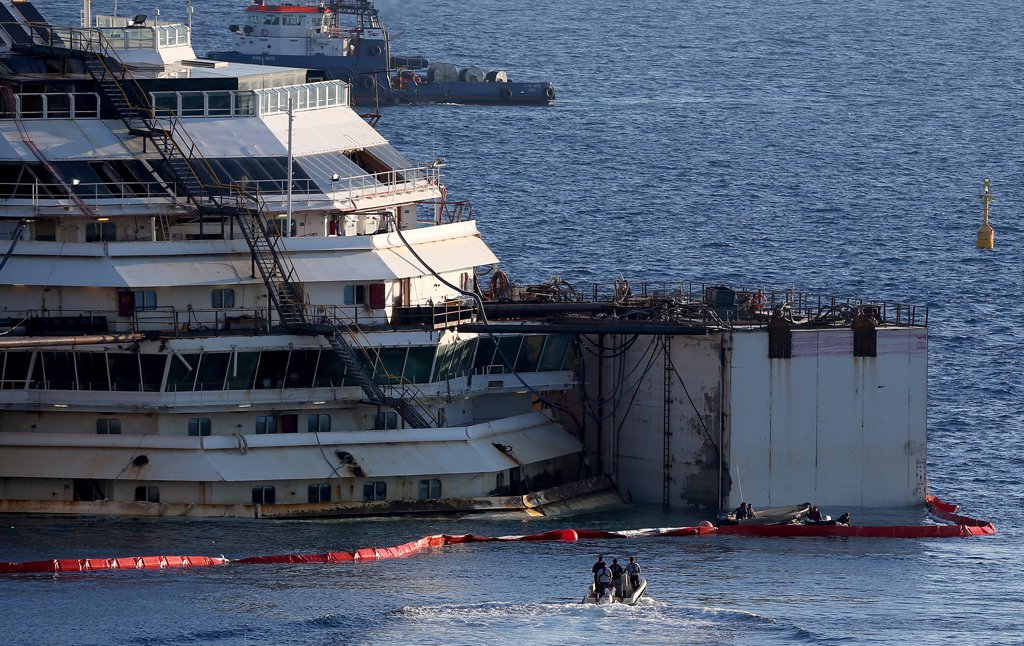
207 0 555 107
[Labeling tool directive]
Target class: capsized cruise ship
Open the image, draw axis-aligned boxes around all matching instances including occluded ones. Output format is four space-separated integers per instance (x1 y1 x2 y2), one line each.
0 1 606 518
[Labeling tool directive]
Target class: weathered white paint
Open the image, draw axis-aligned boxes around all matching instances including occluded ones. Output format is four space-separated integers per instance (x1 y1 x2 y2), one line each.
586 325 928 510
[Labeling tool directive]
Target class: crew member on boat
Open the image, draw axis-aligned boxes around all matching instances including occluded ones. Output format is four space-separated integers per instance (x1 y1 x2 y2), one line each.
610 558 624 596
625 556 642 590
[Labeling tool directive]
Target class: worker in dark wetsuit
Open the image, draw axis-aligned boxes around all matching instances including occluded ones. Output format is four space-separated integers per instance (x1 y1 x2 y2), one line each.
609 558 624 596
734 502 750 520
807 506 823 522
591 554 605 585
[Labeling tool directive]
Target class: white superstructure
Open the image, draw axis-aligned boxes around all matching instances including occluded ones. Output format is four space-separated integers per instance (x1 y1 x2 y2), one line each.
0 2 593 518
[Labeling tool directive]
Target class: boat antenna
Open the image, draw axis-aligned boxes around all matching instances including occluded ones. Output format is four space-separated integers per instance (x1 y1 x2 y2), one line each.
187 0 194 33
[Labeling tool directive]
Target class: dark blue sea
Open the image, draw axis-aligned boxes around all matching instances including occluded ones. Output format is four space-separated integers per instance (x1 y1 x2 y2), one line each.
4 1 1024 643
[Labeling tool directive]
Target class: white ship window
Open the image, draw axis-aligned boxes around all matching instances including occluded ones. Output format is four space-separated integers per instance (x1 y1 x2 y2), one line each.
96 418 121 434
0 351 31 390
343 285 366 305
374 411 398 430
418 479 441 500
134 290 157 311
308 483 331 503
134 486 159 503
188 417 211 437
255 416 278 434
307 414 330 433
363 481 386 502
252 485 276 505
85 221 116 242
211 288 236 309
283 15 303 26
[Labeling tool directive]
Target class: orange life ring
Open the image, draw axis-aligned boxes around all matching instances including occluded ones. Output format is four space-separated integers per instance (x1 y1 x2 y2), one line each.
260 28 269 37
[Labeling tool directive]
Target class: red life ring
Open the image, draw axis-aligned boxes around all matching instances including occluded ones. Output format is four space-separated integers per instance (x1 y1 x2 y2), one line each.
260 28 269 37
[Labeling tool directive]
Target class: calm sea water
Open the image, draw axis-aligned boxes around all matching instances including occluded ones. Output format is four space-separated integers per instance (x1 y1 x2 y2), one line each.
4 1 1024 643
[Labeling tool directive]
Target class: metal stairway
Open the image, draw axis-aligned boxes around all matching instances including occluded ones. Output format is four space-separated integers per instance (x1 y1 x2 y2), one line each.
75 32 431 428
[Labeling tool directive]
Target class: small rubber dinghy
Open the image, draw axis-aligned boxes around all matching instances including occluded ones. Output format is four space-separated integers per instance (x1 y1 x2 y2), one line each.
715 503 811 526
581 577 648 606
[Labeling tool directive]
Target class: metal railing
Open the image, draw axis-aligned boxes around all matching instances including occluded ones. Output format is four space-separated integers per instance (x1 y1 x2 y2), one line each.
9 93 101 119
574 280 928 328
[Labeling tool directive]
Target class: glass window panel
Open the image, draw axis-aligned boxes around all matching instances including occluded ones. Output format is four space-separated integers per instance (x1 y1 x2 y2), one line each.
255 350 290 389
516 336 546 373
343 284 366 305
429 344 449 382
314 351 347 388
166 353 199 392
308 483 330 503
454 339 477 378
374 481 386 501
139 354 166 392
188 417 211 436
255 415 278 434
430 479 441 499
473 337 497 374
96 418 121 434
364 143 414 171
418 479 429 500
1 351 31 389
403 346 435 384
538 335 570 372
373 347 407 385
42 351 76 389
561 339 577 371
252 485 275 504
195 353 230 391
495 336 523 373
363 482 374 502
285 350 318 388
75 354 109 389
108 353 142 391
226 351 259 390
212 288 235 308
135 485 159 502
307 413 330 433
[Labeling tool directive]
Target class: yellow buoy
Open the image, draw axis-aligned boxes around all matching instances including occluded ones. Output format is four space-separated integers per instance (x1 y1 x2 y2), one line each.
976 178 995 249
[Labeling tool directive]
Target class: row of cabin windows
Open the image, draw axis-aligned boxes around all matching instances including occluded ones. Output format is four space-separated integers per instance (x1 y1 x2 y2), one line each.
119 289 235 315
0 335 575 392
95 413 396 436
129 480 443 505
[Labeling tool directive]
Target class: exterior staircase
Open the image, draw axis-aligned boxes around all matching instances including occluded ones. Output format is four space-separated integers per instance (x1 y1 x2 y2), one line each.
63 29 432 428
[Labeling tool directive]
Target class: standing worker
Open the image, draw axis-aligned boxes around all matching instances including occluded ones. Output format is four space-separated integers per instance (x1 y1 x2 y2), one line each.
625 556 642 590
610 558 624 597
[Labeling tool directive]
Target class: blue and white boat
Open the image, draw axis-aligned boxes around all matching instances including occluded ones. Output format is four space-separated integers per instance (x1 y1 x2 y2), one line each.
206 0 556 107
